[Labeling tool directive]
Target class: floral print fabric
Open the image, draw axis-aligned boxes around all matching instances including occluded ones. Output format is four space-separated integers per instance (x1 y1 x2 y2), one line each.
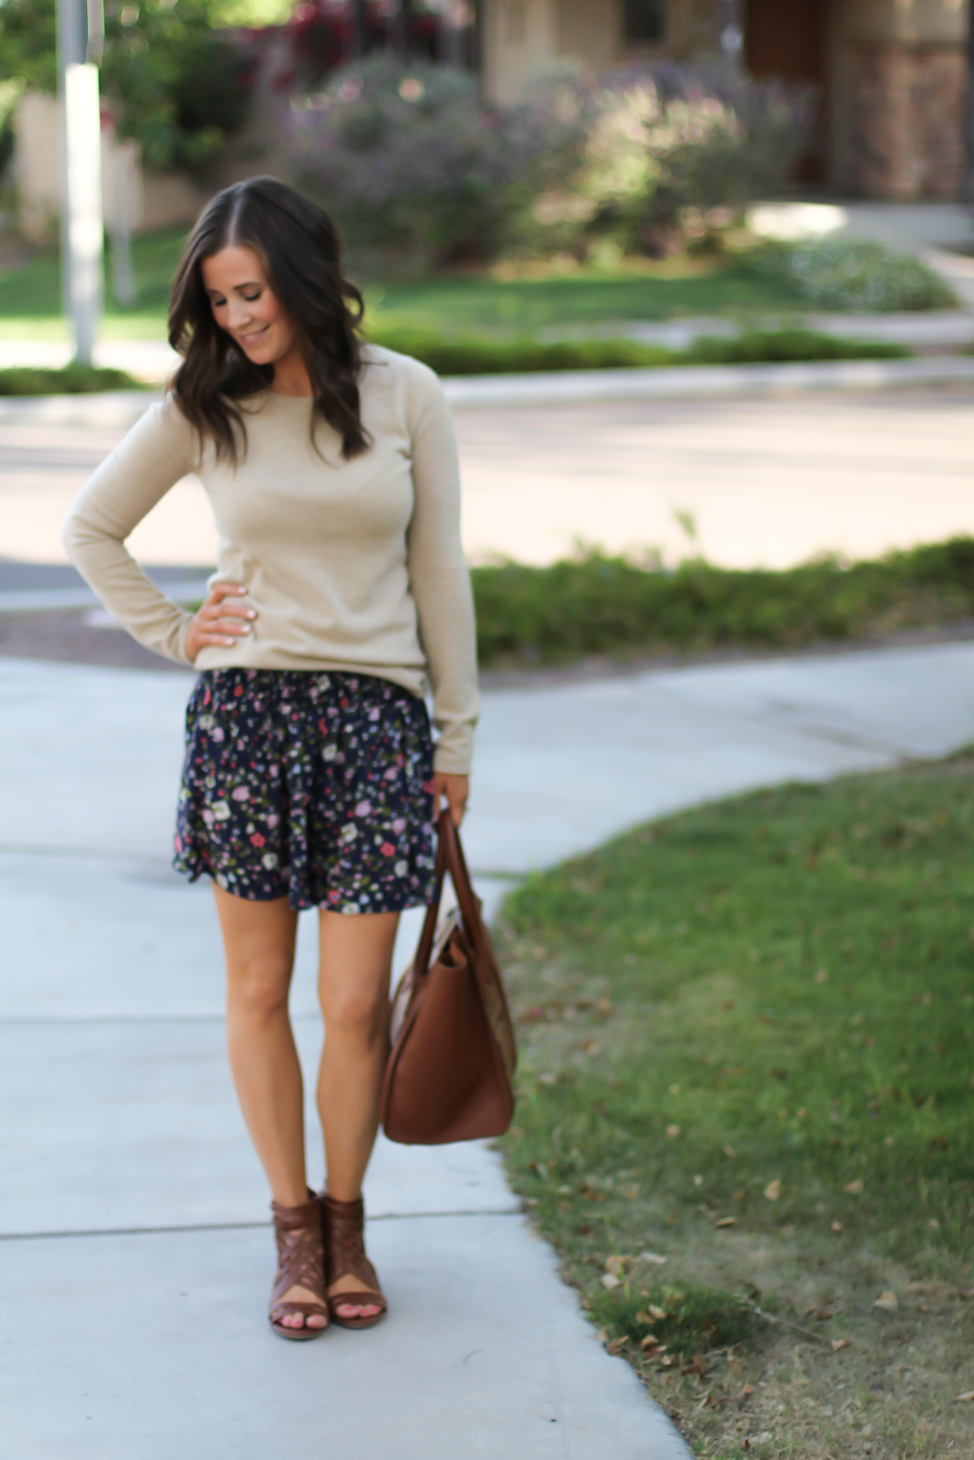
174 668 436 913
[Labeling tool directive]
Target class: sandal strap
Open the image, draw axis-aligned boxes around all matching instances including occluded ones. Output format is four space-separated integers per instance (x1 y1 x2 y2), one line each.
270 1192 328 1312
322 1193 384 1301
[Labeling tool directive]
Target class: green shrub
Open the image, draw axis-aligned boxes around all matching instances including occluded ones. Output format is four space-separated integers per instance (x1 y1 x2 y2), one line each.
470 538 974 669
746 237 956 312
0 364 143 395
364 326 906 376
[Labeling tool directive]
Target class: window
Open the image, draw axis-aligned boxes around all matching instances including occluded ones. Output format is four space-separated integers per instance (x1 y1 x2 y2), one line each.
624 0 666 44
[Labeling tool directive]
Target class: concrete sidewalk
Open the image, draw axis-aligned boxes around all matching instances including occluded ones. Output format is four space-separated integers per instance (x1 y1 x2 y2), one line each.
3 642 974 1456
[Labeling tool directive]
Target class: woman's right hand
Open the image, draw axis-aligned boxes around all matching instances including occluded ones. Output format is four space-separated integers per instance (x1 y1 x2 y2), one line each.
185 582 256 663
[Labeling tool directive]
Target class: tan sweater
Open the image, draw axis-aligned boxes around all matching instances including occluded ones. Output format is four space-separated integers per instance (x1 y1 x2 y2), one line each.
62 346 479 774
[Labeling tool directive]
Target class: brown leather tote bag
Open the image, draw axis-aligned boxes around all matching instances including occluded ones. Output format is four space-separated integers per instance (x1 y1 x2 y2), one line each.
380 809 517 1145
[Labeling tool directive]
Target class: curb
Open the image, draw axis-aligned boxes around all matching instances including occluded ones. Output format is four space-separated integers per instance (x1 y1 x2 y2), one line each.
1 356 973 426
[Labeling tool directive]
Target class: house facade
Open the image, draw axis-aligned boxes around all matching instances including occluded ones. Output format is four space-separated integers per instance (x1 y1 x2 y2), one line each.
480 0 973 200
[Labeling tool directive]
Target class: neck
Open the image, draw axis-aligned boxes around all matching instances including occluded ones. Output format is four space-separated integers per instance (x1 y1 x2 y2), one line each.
269 346 314 398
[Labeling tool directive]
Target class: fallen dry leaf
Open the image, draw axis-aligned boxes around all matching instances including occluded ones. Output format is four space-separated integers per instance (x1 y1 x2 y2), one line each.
640 1333 659 1352
742 1383 754 1396
601 1273 622 1290
604 1254 630 1277
638 1250 667 1265
715 1216 737 1228
874 1291 898 1312
648 1304 668 1321
764 1179 781 1201
844 1179 864 1195
955 1391 974 1402
831 1339 851 1353
957 1288 974 1300
831 1221 843 1233
666 1124 681 1139
723 1144 737 1157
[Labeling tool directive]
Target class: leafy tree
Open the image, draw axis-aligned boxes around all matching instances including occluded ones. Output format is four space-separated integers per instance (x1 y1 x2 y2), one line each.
0 0 254 169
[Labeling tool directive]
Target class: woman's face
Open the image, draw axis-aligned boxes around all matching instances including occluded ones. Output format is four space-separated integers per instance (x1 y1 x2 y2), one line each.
201 246 300 367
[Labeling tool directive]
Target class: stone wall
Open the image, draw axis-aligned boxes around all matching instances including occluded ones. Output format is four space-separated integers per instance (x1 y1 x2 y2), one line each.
848 44 966 199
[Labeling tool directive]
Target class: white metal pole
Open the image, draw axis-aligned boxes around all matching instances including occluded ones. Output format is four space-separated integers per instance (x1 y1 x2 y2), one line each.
63 62 104 366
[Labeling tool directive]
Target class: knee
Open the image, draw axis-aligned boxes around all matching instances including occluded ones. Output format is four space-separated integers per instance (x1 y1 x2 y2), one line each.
322 989 388 1051
227 954 292 1026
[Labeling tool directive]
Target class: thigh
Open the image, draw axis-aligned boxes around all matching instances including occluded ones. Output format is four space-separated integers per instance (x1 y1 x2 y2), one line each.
213 883 299 994
317 910 400 1026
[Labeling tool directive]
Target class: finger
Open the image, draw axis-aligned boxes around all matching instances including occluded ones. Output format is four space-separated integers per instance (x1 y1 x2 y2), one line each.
207 582 248 604
449 790 466 827
205 600 256 622
196 632 242 648
203 615 253 634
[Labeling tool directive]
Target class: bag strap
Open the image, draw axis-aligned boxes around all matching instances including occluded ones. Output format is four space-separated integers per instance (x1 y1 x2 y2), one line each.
412 810 482 981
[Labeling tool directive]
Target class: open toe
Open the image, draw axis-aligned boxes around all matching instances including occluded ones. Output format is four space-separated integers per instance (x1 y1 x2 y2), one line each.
269 1191 330 1342
322 1193 387 1330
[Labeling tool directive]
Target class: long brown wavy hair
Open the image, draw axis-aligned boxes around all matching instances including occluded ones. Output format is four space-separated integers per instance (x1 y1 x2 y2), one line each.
169 177 369 463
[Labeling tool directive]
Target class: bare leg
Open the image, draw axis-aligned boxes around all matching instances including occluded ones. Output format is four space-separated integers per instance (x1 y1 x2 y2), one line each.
317 909 399 1320
213 885 325 1331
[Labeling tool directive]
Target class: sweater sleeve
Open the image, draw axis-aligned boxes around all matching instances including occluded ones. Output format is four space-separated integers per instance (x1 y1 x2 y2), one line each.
404 362 480 776
61 397 199 666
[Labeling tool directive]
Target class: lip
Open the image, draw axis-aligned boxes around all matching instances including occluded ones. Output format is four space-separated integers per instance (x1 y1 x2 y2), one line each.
237 324 270 347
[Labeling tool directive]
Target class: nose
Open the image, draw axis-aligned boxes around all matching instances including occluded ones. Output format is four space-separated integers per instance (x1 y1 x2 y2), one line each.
226 298 255 332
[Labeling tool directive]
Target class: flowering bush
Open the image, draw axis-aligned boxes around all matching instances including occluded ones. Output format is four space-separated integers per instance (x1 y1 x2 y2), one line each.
288 56 583 270
748 237 956 312
559 63 814 256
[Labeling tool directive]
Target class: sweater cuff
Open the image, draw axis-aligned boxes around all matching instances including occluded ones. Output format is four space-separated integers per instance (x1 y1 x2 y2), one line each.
432 724 474 776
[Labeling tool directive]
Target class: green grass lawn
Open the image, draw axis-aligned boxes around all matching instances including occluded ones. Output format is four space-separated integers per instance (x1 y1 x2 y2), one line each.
496 759 974 1458
0 230 811 339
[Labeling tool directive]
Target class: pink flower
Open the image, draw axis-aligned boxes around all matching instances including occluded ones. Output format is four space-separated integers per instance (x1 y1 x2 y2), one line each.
328 890 340 903
232 786 250 802
380 842 395 857
250 832 265 847
368 708 381 721
234 685 244 697
392 818 406 834
267 813 280 829
383 767 399 781
355 800 372 817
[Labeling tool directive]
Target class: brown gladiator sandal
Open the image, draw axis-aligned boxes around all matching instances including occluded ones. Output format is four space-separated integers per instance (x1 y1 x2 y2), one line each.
268 1190 329 1341
321 1193 388 1330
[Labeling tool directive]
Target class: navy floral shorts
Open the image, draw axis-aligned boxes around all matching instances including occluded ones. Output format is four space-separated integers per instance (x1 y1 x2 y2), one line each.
173 668 437 913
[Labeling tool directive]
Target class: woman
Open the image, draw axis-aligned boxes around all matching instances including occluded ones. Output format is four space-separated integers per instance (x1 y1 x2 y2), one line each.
62 176 478 1340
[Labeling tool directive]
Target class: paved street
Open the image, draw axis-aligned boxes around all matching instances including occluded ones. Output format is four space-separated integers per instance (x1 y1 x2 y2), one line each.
2 387 973 571
3 640 974 1456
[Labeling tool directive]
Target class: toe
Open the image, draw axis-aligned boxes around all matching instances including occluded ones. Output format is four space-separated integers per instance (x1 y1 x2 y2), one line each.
280 1312 303 1329
307 1313 327 1330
